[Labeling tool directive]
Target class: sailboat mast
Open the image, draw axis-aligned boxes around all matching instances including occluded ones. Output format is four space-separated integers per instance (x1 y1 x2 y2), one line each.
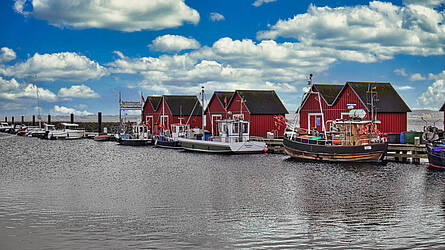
201 86 205 130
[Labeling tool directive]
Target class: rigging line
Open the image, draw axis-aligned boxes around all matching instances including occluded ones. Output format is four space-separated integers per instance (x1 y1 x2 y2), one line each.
186 98 199 126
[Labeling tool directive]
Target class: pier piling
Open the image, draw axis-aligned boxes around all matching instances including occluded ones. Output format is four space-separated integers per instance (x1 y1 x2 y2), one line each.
32 115 35 126
21 116 24 124
11 116 14 124
4 117 7 122
98 112 102 134
48 114 51 124
70 113 74 124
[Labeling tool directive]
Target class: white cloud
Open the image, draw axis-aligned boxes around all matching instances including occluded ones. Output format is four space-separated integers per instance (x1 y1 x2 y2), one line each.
257 2 445 61
403 0 445 7
108 37 345 96
253 0 277 7
0 47 16 63
409 73 426 81
210 12 225 22
15 0 199 32
417 70 445 108
397 85 414 90
0 52 107 82
394 68 408 77
149 35 201 52
0 76 57 101
58 85 100 98
53 105 92 116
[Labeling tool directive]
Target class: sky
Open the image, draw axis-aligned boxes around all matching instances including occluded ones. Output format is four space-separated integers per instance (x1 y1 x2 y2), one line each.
0 0 445 116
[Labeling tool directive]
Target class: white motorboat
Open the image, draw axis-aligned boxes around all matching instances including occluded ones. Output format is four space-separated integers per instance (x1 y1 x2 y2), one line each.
0 122 13 133
62 123 85 140
179 119 267 154
45 124 67 140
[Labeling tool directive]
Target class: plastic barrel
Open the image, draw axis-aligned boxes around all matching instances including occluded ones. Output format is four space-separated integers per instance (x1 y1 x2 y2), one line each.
400 132 405 144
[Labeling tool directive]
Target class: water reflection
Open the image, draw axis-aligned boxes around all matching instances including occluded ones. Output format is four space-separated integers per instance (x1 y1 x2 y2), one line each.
1 134 445 249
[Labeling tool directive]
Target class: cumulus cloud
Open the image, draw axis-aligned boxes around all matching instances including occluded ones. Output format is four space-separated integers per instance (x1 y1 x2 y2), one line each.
210 12 225 21
14 0 199 32
394 68 408 77
108 37 347 95
409 73 426 81
58 85 100 98
149 35 201 52
403 0 445 7
417 70 445 108
0 52 107 82
257 1 445 61
53 105 92 116
0 76 57 101
253 0 277 7
0 47 16 63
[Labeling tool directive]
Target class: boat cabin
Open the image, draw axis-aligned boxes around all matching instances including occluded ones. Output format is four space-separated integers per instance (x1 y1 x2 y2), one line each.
217 119 250 143
44 124 56 131
170 123 190 140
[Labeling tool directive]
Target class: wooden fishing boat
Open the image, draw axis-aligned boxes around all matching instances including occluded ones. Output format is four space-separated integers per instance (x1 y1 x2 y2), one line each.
94 134 111 141
179 119 267 154
426 142 445 170
117 124 151 146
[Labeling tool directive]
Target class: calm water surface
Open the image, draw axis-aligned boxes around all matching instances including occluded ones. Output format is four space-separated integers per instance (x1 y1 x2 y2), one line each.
1 133 445 249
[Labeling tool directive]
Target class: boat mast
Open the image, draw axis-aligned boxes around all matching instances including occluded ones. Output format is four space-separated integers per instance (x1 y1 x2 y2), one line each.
308 74 327 138
201 86 205 130
34 74 41 128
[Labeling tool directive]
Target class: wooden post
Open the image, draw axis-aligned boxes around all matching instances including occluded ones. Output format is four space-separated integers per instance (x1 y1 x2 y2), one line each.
413 137 420 164
21 115 24 124
4 117 7 122
32 115 35 126
11 116 14 124
98 112 102 134
48 114 51 124
70 113 74 124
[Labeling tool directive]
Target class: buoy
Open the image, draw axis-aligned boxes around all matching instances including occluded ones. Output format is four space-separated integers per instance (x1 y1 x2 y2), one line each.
263 147 268 153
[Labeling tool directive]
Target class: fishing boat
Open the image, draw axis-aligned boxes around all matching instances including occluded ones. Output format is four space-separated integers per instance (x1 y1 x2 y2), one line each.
153 123 189 149
179 119 268 154
283 75 387 163
423 125 445 170
0 122 13 133
118 124 151 146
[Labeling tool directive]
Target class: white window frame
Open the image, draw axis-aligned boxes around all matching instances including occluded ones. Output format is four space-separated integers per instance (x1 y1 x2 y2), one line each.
211 114 222 135
308 113 323 130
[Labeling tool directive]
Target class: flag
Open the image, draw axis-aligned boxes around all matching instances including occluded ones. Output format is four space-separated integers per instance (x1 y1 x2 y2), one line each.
224 97 227 111
141 93 145 103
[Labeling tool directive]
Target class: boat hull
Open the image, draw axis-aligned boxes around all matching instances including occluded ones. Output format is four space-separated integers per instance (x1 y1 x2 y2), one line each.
118 138 151 146
283 137 387 163
94 135 111 141
178 138 267 154
154 139 182 149
426 143 445 170
65 130 84 140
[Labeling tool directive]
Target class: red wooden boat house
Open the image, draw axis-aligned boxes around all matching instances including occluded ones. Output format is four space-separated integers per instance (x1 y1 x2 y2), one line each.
142 96 161 132
143 95 203 134
299 82 411 134
220 90 289 137
205 91 234 136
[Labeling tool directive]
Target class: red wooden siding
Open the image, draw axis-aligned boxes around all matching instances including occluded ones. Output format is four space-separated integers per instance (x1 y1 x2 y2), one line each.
205 94 229 136
152 98 202 133
299 84 408 134
227 92 286 137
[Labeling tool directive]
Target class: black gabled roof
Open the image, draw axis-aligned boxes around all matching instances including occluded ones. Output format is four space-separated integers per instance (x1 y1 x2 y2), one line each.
440 103 445 111
164 95 202 116
235 90 288 115
215 91 234 106
347 82 411 113
313 84 344 105
147 96 162 111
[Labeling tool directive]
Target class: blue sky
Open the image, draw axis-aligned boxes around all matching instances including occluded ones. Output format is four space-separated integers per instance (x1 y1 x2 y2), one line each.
0 0 444 116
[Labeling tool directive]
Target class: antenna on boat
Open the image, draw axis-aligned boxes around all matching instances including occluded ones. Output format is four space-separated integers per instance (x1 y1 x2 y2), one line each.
34 74 42 128
201 86 205 130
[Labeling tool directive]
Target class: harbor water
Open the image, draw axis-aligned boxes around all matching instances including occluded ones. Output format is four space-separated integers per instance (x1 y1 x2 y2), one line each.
1 133 445 249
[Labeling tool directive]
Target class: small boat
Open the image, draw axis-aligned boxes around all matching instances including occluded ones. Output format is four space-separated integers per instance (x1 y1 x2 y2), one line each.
118 124 151 146
426 142 445 169
62 123 85 140
153 123 190 149
423 125 445 170
45 124 67 140
94 134 111 141
0 122 13 133
283 110 387 163
179 119 268 154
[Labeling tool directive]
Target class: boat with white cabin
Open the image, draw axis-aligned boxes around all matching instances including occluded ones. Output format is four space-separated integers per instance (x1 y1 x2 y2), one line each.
179 119 268 154
62 123 85 140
